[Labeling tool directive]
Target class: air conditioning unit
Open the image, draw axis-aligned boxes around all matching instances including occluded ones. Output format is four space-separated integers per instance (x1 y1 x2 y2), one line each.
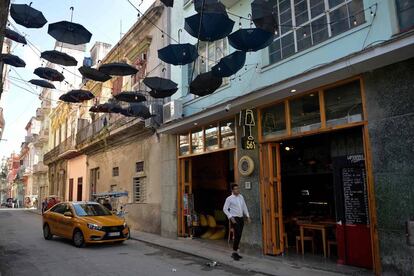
163 100 182 124
145 103 163 128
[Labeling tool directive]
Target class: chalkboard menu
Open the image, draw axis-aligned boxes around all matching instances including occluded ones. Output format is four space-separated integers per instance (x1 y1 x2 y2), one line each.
333 154 369 225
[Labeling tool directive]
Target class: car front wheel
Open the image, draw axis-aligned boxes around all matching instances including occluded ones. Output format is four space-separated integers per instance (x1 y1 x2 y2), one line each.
43 224 53 240
73 229 85 248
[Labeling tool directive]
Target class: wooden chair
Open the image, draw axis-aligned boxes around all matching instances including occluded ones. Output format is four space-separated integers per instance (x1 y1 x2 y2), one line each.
296 235 315 254
327 240 337 257
228 221 235 244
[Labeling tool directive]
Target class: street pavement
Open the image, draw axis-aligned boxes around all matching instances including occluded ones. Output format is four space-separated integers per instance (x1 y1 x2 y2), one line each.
0 209 265 276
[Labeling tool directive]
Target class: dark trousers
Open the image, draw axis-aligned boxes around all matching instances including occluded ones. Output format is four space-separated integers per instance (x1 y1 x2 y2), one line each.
231 217 244 251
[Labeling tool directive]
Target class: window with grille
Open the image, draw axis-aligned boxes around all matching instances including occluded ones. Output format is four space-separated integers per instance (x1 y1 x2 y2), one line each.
136 161 144 173
268 0 365 64
112 167 119 177
396 0 414 32
133 177 146 203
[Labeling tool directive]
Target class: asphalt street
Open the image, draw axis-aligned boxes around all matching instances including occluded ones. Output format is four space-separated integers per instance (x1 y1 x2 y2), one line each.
0 209 265 276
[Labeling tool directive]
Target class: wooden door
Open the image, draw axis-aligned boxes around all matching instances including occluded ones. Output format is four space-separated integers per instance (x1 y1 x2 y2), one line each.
77 177 83 201
178 158 192 236
260 143 284 255
68 179 73 201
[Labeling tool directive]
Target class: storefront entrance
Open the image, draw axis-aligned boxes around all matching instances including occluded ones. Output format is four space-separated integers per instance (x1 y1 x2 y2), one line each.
261 127 373 269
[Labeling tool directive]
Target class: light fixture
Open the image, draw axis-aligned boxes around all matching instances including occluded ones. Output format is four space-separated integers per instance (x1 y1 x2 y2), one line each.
194 122 198 126
285 146 291 151
309 93 315 97
290 89 296 93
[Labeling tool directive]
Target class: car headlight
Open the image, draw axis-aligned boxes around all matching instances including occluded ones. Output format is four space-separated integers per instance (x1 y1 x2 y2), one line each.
87 223 102 231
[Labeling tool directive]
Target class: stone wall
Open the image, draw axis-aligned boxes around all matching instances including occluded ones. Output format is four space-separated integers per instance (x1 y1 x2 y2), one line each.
364 58 414 275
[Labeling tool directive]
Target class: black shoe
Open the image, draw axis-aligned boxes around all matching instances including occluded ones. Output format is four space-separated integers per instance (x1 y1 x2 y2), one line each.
231 253 241 261
235 253 243 259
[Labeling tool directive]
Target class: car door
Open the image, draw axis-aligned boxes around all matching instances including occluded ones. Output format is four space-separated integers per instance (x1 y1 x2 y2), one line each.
47 203 66 236
60 204 76 239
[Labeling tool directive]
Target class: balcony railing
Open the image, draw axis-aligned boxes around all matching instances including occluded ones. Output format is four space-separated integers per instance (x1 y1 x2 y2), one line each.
43 135 76 164
33 161 48 174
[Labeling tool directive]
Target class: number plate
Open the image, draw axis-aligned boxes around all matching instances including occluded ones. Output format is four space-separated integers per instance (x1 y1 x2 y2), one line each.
108 232 120 237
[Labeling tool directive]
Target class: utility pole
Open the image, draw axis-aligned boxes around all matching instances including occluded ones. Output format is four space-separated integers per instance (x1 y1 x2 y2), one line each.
0 0 11 100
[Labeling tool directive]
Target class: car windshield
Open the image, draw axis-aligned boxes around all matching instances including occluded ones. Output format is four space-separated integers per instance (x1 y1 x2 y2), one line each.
73 203 112 216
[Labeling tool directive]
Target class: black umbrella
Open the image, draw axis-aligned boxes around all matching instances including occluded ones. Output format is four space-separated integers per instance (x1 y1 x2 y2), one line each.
194 0 226 14
143 77 178 98
120 103 154 119
10 3 47 29
190 71 222 97
0 53 26 68
158 44 198 66
160 0 174 7
114 91 146 103
212 51 246 78
251 0 278 33
59 89 95 103
89 102 123 113
78 66 111 82
5 28 27 45
34 67 65 82
48 21 92 45
98 62 138 76
184 13 234 42
29 79 56 89
228 28 274 52
41 50 78 66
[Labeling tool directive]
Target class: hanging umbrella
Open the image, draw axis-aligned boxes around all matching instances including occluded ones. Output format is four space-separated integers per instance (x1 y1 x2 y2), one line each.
212 51 246 78
29 79 55 89
143 77 178 98
48 21 92 45
10 3 47 29
5 28 27 45
190 71 222 97
98 62 138 76
184 13 234 42
251 0 278 34
120 103 154 119
59 89 95 103
40 50 77 66
160 0 174 7
114 91 146 103
158 44 198 66
78 66 111 82
228 28 274 52
194 0 226 14
89 102 123 113
34 67 65 82
0 53 26 67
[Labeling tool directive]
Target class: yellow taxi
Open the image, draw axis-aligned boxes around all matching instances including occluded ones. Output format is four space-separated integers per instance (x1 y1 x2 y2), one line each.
42 201 130 247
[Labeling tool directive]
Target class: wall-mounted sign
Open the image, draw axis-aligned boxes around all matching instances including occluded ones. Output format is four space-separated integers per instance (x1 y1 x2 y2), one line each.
240 109 256 150
238 155 255 177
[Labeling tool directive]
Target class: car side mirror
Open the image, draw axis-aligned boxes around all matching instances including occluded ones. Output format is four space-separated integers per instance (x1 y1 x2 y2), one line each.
64 212 73 217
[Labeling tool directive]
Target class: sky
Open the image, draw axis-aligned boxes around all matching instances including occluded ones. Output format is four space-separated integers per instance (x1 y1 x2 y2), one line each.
0 0 154 158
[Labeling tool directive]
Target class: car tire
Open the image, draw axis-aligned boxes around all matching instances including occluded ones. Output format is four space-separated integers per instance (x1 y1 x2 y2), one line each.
43 224 53 240
73 229 85 248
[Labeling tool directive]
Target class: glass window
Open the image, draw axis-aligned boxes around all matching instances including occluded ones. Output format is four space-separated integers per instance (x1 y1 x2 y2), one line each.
330 4 350 36
179 134 190 155
290 93 321 133
262 103 287 137
220 119 236 148
50 203 66 214
324 80 363 127
73 203 112 216
396 0 414 31
191 128 204 154
205 124 219 150
295 0 309 26
296 24 312 51
112 167 119 177
310 0 325 18
311 17 329 44
281 33 295 58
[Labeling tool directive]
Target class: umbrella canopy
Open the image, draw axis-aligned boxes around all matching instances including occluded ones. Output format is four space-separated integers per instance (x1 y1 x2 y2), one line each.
10 3 47 29
212 51 246 78
228 28 274 52
251 0 278 33
59 89 95 103
190 71 222 97
184 13 234 42
158 43 198 66
41 50 78 66
34 67 65 82
89 102 123 113
78 66 111 82
143 77 178 98
5 28 27 45
120 103 154 119
48 21 92 45
160 0 174 7
194 0 226 14
0 53 26 68
29 79 55 89
98 62 138 76
114 91 147 103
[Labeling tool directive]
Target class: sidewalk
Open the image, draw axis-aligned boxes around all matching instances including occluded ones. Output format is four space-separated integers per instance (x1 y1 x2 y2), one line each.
130 230 372 276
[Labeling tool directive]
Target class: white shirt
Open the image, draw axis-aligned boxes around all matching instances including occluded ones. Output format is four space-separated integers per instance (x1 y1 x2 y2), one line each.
223 194 250 219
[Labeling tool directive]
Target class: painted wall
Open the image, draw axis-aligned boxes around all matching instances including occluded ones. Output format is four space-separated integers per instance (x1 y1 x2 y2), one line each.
364 58 414 275
66 155 88 201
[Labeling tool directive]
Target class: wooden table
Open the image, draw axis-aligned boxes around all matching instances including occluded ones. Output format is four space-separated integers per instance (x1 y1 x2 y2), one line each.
297 222 335 257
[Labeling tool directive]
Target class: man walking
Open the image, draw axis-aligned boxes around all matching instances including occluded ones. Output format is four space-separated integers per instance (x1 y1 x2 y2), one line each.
223 184 251 261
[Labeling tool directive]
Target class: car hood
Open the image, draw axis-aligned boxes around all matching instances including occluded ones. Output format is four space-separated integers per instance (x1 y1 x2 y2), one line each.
79 215 124 226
